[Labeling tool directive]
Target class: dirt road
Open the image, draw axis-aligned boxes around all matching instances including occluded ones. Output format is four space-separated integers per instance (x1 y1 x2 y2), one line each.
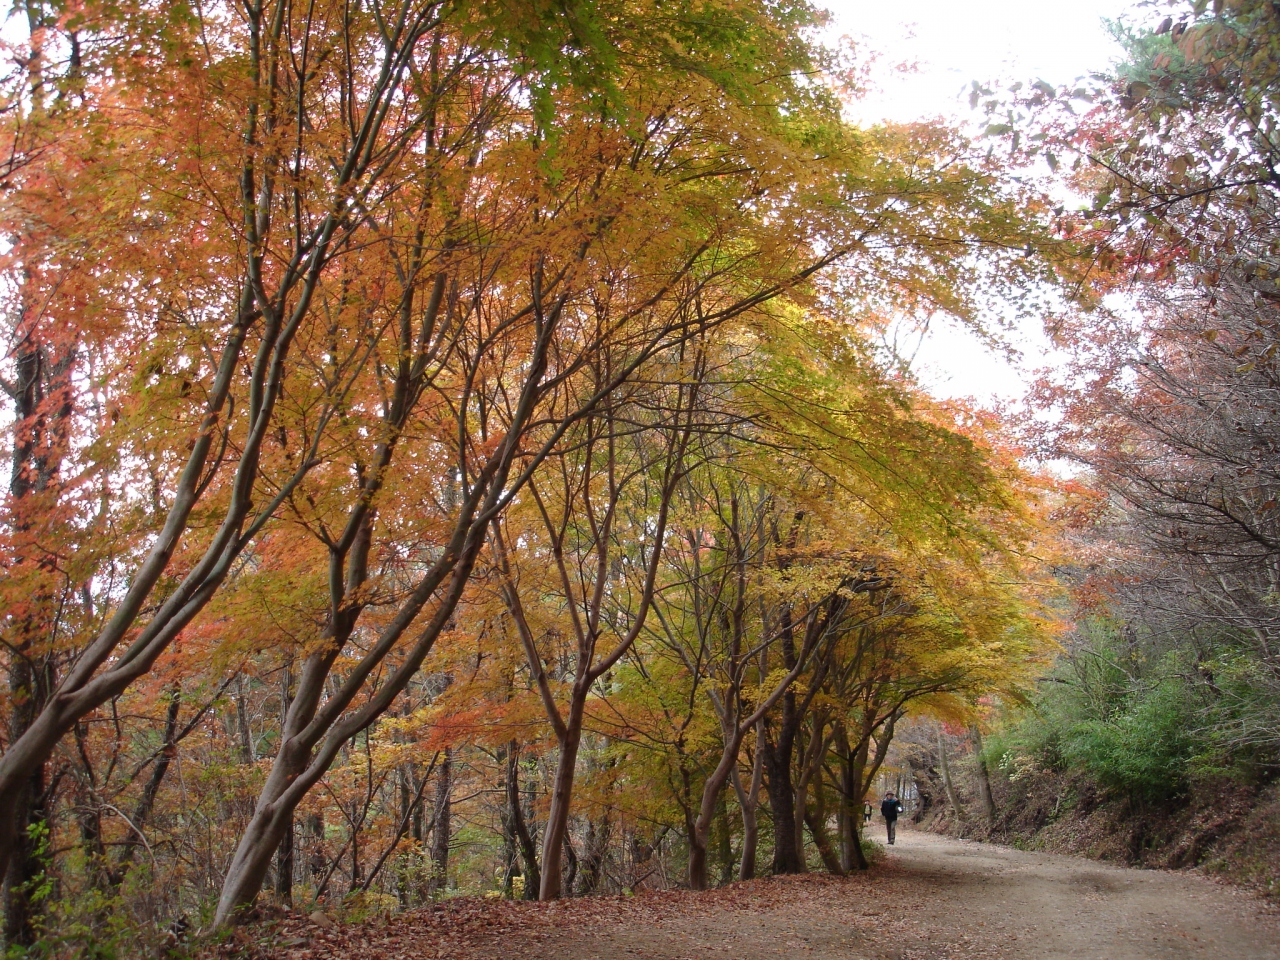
868 829 1279 959
256 828 1280 960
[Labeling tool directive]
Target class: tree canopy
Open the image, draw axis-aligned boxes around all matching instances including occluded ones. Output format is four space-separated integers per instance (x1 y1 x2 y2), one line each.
0 0 1076 952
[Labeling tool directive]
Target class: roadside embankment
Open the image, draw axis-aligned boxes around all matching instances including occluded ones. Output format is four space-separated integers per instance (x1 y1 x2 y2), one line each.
921 767 1280 900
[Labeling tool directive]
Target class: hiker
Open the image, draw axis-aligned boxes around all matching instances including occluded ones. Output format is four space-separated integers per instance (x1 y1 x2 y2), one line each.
880 792 903 845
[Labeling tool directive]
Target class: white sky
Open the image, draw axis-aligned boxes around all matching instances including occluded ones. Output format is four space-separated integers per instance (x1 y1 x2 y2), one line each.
824 0 1131 406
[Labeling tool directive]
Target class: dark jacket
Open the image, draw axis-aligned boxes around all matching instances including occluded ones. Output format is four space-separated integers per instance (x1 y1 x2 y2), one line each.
880 798 903 821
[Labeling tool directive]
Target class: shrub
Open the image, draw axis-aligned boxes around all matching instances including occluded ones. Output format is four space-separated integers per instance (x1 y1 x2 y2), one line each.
1060 676 1196 801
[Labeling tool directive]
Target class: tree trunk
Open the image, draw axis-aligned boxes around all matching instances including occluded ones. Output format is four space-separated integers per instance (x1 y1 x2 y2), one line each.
216 728 320 922
687 826 709 892
3 652 53 948
688 727 749 890
506 744 540 899
849 794 870 869
235 675 254 764
412 776 424 845
429 747 451 897
498 749 517 899
938 727 965 824
713 791 733 886
804 799 843 876
539 715 583 900
761 722 804 874
560 833 579 896
844 731 870 870
760 604 811 877
793 775 809 872
731 732 764 882
274 664 295 905
970 725 995 825
836 728 854 872
349 798 362 892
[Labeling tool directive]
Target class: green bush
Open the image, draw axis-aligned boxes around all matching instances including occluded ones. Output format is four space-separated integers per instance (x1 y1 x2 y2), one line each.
1060 676 1195 801
986 618 1276 803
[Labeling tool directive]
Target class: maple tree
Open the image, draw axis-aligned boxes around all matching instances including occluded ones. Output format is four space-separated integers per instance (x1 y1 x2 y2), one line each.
0 0 492 933
0 0 1074 948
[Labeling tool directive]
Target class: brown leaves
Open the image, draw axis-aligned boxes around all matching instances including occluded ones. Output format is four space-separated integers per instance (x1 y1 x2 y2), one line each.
203 864 1048 960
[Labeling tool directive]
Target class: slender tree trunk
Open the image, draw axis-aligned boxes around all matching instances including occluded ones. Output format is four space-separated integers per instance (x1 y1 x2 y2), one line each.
688 726 749 890
793 774 812 871
761 610 808 876
274 663 295 905
3 652 54 948
411 766 424 844
498 748 516 899
970 725 995 826
836 728 854 872
793 775 808 871
804 792 843 875
236 675 254 764
731 732 764 881
539 713 583 900
349 798 362 892
845 733 870 870
506 744 540 899
429 747 451 897
938 727 964 824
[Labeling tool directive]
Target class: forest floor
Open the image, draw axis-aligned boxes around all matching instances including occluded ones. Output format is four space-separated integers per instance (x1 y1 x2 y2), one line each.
223 829 1280 960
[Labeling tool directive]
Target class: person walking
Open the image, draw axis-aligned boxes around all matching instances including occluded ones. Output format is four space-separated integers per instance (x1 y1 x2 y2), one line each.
880 792 903 845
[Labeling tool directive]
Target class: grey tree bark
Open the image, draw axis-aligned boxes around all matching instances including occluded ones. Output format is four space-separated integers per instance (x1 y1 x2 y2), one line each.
429 748 451 897
938 727 966 825
971 725 995 825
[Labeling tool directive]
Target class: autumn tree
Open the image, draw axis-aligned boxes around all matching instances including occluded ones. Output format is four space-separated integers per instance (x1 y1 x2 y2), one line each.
0 0 510 915
1006 0 1280 779
1 0 1075 943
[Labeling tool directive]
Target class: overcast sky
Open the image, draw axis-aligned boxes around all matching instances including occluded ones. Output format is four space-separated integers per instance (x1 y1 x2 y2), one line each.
824 0 1131 405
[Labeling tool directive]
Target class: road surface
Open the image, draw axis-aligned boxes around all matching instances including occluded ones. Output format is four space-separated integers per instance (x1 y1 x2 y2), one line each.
267 828 1280 960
